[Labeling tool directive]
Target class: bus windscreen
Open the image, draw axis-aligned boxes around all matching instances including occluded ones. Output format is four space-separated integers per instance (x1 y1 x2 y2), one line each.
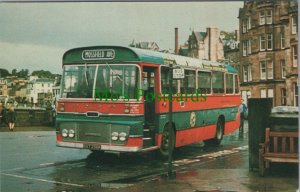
61 65 140 99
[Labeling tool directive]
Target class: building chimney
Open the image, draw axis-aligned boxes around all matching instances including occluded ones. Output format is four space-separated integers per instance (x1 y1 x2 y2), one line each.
175 27 179 55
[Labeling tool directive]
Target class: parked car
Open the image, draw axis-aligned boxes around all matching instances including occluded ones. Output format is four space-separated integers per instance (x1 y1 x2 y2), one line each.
268 106 298 132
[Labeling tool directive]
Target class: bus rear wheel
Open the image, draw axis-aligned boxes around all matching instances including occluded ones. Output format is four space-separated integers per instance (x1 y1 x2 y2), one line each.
159 126 175 158
204 118 224 146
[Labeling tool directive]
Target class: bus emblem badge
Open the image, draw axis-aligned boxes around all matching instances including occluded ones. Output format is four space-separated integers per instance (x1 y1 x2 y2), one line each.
190 112 196 127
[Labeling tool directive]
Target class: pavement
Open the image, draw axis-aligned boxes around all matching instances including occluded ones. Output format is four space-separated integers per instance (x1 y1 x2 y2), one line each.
0 124 55 132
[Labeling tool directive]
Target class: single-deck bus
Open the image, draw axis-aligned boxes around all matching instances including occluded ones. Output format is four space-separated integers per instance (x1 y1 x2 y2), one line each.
56 46 241 157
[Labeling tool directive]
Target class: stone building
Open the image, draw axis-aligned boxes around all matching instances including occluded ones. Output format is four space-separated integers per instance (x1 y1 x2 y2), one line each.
238 0 298 106
222 30 240 70
0 78 8 97
187 27 224 61
27 78 54 104
129 41 160 51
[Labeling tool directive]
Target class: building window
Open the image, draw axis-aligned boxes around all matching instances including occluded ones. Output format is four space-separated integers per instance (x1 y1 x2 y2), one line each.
267 33 272 50
260 35 266 51
281 88 287 105
247 16 251 30
267 61 273 79
247 40 251 54
242 20 247 33
243 41 247 56
260 61 266 79
280 31 285 49
243 65 252 82
292 45 298 67
294 83 298 106
266 10 272 24
281 60 286 79
292 15 297 34
260 88 273 98
267 89 274 98
260 11 265 25
260 88 266 98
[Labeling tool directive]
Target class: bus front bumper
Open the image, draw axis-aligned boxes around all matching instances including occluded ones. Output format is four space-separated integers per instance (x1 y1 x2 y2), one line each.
56 141 142 152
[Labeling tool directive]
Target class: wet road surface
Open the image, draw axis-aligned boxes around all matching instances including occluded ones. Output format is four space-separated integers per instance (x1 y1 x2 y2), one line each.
0 122 298 192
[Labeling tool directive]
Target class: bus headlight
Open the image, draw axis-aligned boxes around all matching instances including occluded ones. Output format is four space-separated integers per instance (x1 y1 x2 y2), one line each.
68 129 75 138
111 132 119 141
62 129 68 137
119 132 127 141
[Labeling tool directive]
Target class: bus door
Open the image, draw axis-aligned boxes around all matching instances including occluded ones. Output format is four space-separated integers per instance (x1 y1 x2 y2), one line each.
142 67 156 127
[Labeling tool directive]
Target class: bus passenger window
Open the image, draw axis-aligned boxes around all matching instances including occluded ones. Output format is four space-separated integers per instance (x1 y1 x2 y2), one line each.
234 75 240 93
180 70 195 94
212 72 224 94
226 74 234 94
198 71 211 94
161 67 178 94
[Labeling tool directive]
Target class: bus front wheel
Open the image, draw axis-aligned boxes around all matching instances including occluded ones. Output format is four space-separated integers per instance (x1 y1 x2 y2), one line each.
204 118 224 146
159 126 175 158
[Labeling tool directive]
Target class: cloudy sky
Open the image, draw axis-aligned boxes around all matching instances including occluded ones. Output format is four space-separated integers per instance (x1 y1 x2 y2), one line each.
0 2 243 75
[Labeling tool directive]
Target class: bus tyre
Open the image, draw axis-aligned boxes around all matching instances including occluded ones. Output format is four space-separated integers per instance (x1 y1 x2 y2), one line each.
159 126 175 158
204 118 224 146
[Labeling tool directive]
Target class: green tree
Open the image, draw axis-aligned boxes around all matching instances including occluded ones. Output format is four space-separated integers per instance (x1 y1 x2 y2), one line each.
12 69 17 76
0 68 10 77
32 70 54 79
17 69 29 78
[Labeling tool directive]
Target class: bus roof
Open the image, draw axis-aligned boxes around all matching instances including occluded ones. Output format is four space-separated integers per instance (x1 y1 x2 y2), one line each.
63 45 238 73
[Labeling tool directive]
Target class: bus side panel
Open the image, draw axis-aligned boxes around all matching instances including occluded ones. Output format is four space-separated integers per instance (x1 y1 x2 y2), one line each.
224 113 240 135
155 95 240 114
174 124 216 147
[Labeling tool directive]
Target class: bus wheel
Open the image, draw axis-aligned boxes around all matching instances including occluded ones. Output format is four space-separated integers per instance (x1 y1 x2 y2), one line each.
204 118 224 146
159 126 175 158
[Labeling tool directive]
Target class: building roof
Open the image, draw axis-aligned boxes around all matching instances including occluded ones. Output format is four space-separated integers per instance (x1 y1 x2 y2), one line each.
194 31 207 42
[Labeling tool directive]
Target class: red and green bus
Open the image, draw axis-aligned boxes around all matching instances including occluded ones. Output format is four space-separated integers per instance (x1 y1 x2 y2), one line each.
56 46 241 157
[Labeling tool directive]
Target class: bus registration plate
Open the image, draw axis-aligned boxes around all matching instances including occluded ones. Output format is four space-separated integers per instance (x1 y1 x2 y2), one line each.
84 144 101 150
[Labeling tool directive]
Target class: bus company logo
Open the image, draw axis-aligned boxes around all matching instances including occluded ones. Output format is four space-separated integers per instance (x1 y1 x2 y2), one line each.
82 49 115 60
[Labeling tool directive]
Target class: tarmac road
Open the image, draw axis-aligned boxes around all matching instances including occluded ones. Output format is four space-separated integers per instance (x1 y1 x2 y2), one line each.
0 122 298 192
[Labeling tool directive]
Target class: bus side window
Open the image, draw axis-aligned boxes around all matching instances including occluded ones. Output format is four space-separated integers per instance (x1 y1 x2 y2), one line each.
212 71 224 94
161 67 178 94
226 74 234 94
234 75 240 93
180 69 195 94
198 71 211 94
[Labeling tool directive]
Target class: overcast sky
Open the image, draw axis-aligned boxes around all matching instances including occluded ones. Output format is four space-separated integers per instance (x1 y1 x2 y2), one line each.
0 2 243 74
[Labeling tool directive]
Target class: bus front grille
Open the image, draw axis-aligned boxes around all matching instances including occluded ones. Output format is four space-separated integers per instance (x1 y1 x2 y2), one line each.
59 122 130 145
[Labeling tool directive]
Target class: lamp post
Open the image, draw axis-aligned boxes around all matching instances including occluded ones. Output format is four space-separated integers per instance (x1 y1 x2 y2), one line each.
168 63 174 177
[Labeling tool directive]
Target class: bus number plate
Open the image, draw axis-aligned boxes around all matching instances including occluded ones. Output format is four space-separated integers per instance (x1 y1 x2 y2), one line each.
84 144 101 150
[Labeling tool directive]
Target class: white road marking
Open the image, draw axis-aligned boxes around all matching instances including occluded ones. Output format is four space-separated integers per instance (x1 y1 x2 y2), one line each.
39 163 54 166
0 167 24 173
172 145 248 166
1 173 84 187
